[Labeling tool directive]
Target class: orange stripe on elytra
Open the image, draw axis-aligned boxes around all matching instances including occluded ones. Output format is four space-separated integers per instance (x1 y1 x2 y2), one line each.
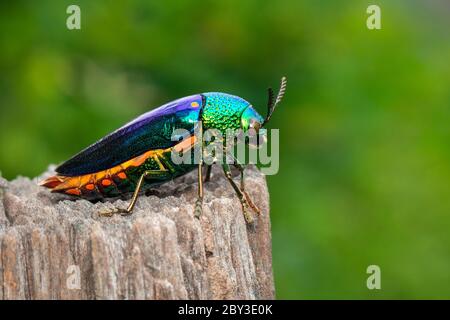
79 175 91 188
174 135 197 153
121 150 154 169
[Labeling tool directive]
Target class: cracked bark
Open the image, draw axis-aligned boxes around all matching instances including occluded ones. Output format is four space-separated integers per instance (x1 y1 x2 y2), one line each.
0 165 274 300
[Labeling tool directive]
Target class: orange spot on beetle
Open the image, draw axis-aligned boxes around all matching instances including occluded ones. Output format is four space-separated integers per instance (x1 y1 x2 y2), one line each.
85 184 95 191
66 188 81 196
191 101 199 108
102 179 112 187
117 172 127 180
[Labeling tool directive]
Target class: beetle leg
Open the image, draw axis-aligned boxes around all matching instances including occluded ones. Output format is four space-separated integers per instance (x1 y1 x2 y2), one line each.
204 165 212 183
97 169 168 217
194 162 204 219
222 163 254 224
225 150 261 215
194 121 204 219
233 163 261 215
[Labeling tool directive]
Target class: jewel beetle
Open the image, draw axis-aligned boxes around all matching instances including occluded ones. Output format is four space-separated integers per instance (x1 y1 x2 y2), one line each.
41 77 287 223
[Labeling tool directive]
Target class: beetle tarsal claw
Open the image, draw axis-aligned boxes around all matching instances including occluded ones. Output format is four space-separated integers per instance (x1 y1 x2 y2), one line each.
97 207 129 217
194 199 203 219
119 210 132 217
241 202 254 224
243 191 261 215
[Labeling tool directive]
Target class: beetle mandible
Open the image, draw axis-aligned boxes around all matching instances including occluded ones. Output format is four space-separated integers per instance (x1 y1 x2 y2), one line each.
41 77 287 223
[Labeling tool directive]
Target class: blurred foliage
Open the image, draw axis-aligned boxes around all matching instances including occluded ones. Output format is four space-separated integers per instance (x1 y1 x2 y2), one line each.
1 0 450 299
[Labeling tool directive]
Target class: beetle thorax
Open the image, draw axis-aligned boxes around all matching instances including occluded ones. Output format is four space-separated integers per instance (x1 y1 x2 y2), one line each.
201 93 250 132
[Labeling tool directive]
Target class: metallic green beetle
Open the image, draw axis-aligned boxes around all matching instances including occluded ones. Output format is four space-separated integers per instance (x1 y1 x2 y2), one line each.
41 77 287 223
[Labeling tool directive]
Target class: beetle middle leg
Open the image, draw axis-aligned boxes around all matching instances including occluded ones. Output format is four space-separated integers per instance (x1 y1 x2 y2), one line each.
97 169 168 217
204 165 212 183
194 121 205 219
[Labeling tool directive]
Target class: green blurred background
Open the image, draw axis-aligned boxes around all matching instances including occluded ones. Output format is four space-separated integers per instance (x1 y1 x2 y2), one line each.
1 0 450 299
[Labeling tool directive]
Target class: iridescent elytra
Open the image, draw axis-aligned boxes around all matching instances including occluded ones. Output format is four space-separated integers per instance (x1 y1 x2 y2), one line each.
41 77 287 223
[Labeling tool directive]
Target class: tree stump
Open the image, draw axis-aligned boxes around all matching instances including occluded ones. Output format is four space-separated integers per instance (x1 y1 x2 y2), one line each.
0 165 274 300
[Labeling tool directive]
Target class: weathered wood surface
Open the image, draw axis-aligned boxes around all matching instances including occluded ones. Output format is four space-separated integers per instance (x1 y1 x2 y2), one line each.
0 165 273 300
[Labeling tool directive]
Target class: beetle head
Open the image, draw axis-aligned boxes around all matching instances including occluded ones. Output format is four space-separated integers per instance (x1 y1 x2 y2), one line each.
240 76 287 131
239 77 287 148
240 105 264 148
241 105 264 132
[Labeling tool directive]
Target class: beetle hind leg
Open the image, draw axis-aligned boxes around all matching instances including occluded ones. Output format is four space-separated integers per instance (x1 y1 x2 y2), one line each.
98 207 130 217
96 168 169 218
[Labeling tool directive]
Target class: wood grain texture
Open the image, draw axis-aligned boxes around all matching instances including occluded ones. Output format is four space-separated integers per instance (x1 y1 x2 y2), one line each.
0 165 273 300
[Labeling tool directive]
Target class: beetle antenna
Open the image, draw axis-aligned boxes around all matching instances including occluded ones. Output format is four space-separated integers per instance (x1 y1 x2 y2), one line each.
267 87 275 116
264 76 287 126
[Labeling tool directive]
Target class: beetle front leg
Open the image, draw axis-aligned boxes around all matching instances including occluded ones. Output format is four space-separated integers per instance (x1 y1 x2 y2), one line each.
234 164 261 215
222 163 254 224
